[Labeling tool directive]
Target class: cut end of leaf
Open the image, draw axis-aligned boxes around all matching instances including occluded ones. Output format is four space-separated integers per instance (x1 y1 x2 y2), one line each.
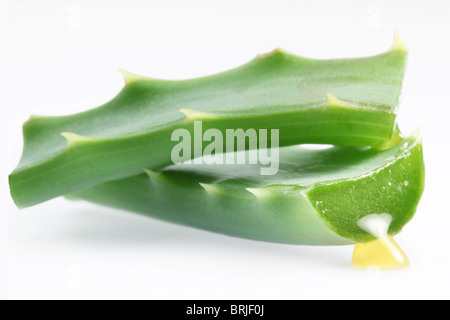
390 32 409 54
8 174 24 209
179 109 216 121
307 133 424 243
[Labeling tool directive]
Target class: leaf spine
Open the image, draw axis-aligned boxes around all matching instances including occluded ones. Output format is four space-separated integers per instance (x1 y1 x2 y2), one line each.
118 69 149 86
179 109 216 121
61 132 95 147
389 32 408 54
144 169 170 184
199 183 222 195
246 188 274 199
326 93 353 108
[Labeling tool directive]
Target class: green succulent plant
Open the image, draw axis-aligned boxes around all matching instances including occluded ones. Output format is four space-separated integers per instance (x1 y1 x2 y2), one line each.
10 37 408 208
9 35 424 259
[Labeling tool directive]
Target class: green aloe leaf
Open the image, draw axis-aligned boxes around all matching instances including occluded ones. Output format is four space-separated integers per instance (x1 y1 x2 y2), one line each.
68 133 424 245
9 36 407 208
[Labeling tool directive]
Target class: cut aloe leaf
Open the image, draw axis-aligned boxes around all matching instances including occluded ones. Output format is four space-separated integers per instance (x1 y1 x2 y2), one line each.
9 36 407 208
68 133 424 245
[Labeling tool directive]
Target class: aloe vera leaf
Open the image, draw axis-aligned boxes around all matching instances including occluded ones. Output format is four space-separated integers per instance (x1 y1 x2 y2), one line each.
10 37 407 208
68 133 424 245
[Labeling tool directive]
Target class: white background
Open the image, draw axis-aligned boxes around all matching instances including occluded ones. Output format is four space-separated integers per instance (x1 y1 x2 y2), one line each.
2 0 450 300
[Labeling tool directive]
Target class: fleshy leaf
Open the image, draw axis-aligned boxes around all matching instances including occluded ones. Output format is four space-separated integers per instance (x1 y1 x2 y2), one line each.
69 133 424 245
10 38 407 208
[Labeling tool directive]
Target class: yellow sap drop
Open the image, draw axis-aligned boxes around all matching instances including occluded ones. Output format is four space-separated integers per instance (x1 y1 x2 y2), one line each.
352 236 409 270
